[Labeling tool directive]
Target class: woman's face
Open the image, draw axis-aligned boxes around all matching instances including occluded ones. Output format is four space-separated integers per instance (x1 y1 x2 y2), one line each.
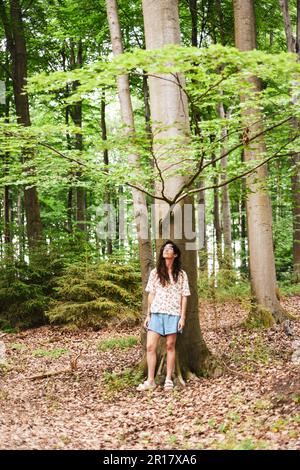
162 244 177 260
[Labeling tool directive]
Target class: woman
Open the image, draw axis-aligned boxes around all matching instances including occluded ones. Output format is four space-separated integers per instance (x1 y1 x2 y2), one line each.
137 240 190 391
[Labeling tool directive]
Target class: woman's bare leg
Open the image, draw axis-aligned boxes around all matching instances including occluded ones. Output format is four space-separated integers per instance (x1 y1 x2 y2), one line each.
166 333 177 381
146 330 161 383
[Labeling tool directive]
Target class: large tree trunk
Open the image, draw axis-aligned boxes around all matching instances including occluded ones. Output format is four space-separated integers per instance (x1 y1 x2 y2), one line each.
0 0 43 248
142 0 219 379
278 0 300 281
106 0 153 317
233 0 286 324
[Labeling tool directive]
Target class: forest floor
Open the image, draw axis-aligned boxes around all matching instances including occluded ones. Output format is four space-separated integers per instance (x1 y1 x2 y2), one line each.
0 295 300 450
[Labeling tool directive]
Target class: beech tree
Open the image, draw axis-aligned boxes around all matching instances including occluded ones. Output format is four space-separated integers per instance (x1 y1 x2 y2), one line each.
233 0 287 324
0 0 43 248
106 0 153 317
141 0 220 379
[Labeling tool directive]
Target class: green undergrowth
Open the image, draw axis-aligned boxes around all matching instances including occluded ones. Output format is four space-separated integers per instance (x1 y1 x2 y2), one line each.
46 260 142 328
97 336 139 352
198 269 251 303
101 368 143 398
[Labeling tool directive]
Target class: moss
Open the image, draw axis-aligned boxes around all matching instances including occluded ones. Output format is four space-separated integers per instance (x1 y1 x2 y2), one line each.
245 302 276 329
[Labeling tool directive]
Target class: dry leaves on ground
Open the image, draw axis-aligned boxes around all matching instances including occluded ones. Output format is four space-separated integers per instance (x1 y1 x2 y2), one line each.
0 296 299 450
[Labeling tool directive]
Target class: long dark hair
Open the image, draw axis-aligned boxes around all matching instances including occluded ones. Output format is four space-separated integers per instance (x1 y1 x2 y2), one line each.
156 240 182 287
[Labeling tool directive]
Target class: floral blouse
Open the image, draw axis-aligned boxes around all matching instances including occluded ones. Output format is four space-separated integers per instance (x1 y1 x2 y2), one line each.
145 268 191 316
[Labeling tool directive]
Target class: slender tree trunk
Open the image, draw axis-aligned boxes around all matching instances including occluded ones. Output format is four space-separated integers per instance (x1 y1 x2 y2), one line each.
17 191 25 262
233 0 286 324
212 154 223 268
198 178 208 272
118 185 124 250
292 1 300 280
279 0 295 51
217 103 232 269
2 45 11 247
142 73 152 148
278 0 300 281
215 0 226 45
215 4 232 270
188 0 209 276
62 46 74 234
188 0 198 47
240 152 248 275
106 0 153 318
101 90 113 255
69 40 86 234
0 0 43 248
142 0 220 379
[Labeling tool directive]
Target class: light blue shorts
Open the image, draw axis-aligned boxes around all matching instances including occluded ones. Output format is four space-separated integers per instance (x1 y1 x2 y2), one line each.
148 312 182 336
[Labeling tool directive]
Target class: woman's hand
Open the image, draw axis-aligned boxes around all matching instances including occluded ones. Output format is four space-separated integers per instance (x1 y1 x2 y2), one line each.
144 314 151 329
178 317 185 331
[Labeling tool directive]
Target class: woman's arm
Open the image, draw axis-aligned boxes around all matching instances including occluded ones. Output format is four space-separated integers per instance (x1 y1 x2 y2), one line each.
178 296 188 330
144 292 155 328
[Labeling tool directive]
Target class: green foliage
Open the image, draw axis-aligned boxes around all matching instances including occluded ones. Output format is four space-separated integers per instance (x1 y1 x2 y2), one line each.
46 260 142 328
278 280 300 296
97 336 139 352
10 343 26 351
32 348 69 358
198 268 250 302
215 436 268 450
102 368 143 396
1 1 299 324
0 248 64 329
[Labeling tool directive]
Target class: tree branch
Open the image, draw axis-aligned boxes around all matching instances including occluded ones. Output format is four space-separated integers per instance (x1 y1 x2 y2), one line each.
171 115 294 203
175 133 300 203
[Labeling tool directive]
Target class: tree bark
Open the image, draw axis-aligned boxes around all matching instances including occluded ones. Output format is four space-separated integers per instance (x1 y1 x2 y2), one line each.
106 0 153 318
142 0 220 379
233 0 286 324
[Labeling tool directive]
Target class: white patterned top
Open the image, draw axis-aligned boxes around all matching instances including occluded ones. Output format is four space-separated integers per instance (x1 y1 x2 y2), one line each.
145 268 191 316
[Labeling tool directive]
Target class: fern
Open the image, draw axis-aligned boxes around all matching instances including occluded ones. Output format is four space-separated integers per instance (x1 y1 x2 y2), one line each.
46 260 142 328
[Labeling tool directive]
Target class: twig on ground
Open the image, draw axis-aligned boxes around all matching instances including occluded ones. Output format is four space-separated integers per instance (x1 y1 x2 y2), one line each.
24 354 82 381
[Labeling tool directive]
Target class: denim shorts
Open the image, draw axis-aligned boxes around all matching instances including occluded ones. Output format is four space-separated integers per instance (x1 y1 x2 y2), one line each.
148 312 182 336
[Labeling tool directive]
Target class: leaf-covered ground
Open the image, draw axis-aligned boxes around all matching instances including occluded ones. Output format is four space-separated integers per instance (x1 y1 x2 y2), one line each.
0 296 299 450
